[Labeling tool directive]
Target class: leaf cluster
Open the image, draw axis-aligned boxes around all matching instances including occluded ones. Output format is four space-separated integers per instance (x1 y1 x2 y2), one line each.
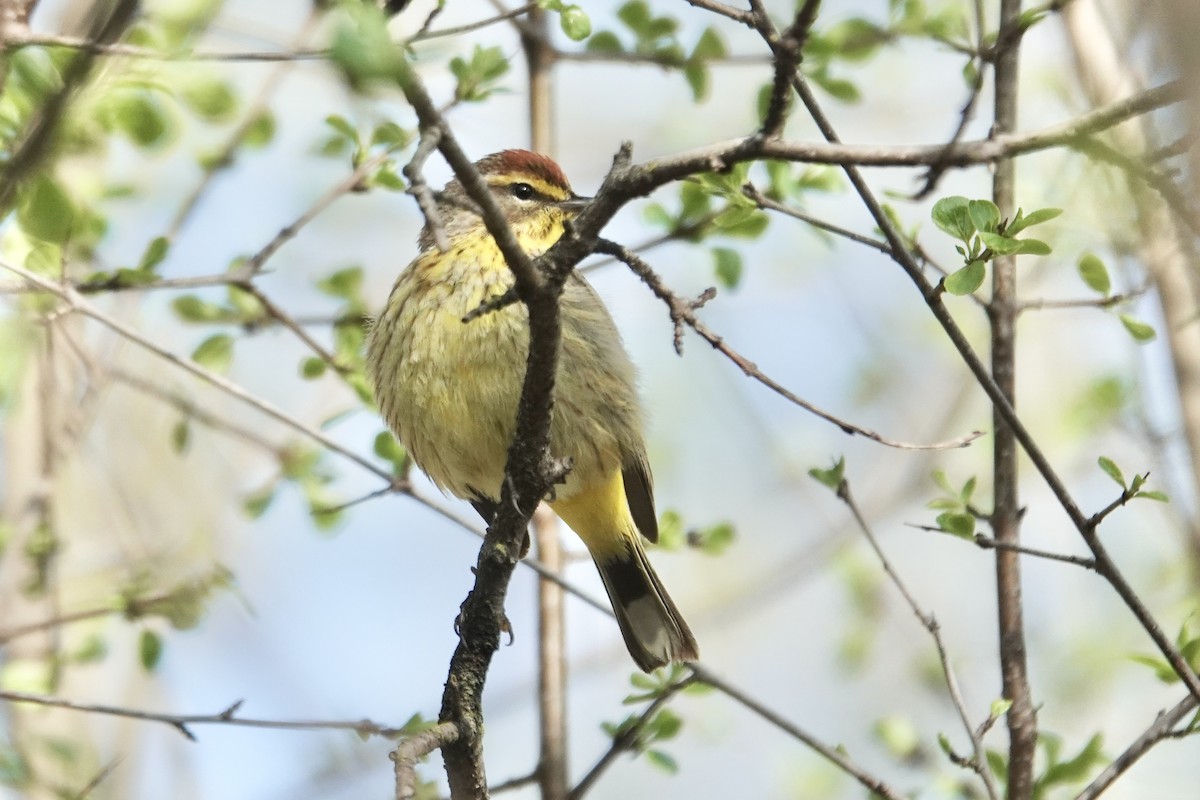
655 510 736 556
926 469 979 539
585 1 727 101
931 195 1059 296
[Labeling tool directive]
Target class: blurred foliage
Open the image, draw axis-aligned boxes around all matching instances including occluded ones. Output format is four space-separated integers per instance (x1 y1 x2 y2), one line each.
0 0 1195 798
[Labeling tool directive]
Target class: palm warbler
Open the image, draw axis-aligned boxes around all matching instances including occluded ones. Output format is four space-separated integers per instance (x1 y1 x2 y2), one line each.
366 149 698 671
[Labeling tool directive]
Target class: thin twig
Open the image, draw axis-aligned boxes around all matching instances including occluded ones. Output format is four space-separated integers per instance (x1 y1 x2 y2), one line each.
0 691 411 741
568 677 695 800
595 238 984 452
837 480 999 800
1074 694 1199 800
0 260 390 482
687 664 907 800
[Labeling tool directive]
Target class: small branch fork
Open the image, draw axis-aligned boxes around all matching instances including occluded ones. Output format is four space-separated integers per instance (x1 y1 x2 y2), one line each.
834 478 1000 800
593 238 982 452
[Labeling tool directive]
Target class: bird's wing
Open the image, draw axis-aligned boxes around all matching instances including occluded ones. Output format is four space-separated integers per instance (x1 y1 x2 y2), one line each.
623 454 659 544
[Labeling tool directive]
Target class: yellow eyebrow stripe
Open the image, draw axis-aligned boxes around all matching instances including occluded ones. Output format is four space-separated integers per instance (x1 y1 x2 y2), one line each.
486 173 570 200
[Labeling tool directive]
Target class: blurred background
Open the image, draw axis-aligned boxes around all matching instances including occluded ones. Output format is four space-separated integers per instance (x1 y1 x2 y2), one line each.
1 0 1198 798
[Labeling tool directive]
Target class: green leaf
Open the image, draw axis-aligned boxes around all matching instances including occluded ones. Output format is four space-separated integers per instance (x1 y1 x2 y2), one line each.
17 175 75 244
137 236 170 273
373 430 407 473
171 418 190 454
978 231 1022 255
316 266 364 302
712 247 741 288
585 30 624 54
931 196 974 242
1097 456 1126 489
244 111 275 147
962 60 981 89
649 708 682 740
932 469 955 495
936 512 975 539
644 749 678 773
990 698 1013 718
944 260 986 295
329 3 403 90
874 715 920 759
808 457 845 490
1007 206 1061 235
617 0 650 30
171 295 229 323
1136 490 1169 503
191 334 234 374
109 89 176 148
683 62 708 101
325 114 358 142
559 6 591 41
1119 314 1156 343
243 485 276 519
824 17 889 61
693 522 735 556
1077 253 1111 296
300 357 327 379
691 27 726 60
1040 734 1105 787
987 749 1009 783
451 45 511 102
369 123 408 151
656 509 685 550
179 76 237 122
139 629 163 671
810 71 859 102
1128 653 1179 683
1013 238 1051 256
967 199 1000 233
714 208 768 239
926 497 961 511
371 163 406 191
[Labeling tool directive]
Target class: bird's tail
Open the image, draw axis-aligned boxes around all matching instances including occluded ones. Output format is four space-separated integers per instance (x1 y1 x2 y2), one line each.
551 471 698 672
593 538 699 672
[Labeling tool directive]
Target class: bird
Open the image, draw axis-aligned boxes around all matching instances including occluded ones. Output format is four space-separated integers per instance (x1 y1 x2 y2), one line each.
366 149 698 671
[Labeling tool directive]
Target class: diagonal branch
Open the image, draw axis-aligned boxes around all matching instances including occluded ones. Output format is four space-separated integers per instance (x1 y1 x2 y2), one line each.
594 238 983 452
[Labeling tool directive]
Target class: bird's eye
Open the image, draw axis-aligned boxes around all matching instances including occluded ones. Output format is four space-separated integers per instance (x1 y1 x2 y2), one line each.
510 182 535 200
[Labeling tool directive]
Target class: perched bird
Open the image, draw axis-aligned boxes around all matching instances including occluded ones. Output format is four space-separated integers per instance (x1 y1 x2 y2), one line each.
366 149 698 671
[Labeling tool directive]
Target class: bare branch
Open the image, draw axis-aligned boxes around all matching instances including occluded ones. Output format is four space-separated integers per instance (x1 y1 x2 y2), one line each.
0 260 390 483
1074 694 1199 800
595 238 984 452
836 480 1000 800
0 690 412 741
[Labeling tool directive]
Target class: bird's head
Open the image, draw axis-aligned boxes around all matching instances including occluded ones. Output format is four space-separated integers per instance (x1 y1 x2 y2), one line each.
421 150 589 251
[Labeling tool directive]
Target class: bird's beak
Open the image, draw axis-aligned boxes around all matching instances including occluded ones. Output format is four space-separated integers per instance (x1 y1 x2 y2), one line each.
556 195 592 211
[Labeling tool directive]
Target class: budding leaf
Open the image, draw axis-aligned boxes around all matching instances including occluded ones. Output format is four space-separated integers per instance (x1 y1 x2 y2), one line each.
1006 206 1062 236
944 260 986 295
1119 314 1156 343
967 199 1000 233
1097 456 1125 489
808 457 845 490
191 334 234 374
559 6 591 41
712 247 742 288
936 512 975 539
139 629 163 671
1077 253 1111 295
931 196 974 242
